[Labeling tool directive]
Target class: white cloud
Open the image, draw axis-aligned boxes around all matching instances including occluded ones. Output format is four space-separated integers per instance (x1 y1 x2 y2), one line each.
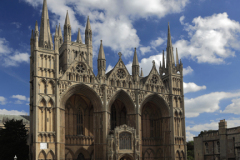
0 109 28 115
11 22 22 28
185 92 240 118
183 66 193 76
222 98 240 114
106 65 113 73
179 15 185 25
139 46 151 55
0 96 6 105
11 95 28 101
0 38 29 67
23 0 189 57
175 12 240 64
183 82 206 93
186 131 196 141
150 37 165 48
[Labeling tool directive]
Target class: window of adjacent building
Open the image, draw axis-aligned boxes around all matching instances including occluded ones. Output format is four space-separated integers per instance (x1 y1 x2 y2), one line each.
205 142 209 154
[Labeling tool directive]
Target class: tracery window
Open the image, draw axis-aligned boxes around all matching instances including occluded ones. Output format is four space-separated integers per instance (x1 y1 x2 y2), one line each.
117 69 126 79
119 132 131 149
76 63 86 73
205 142 209 154
77 108 83 135
151 75 158 84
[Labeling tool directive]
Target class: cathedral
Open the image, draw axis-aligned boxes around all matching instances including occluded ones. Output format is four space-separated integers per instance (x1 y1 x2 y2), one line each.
29 0 186 160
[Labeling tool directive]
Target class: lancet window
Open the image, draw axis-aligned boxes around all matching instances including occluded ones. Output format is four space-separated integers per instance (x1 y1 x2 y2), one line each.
119 132 131 149
77 108 84 135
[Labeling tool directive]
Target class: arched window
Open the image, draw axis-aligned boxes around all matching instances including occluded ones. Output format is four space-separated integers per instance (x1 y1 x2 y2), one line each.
38 150 46 160
39 81 46 94
111 104 117 130
77 108 83 135
47 82 54 94
77 153 85 160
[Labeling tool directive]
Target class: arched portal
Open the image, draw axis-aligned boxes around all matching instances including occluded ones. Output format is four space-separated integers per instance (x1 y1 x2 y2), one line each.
140 94 170 159
108 90 135 131
60 84 102 160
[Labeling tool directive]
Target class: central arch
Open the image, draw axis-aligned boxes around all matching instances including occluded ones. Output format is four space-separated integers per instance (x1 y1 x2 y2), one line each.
108 90 135 131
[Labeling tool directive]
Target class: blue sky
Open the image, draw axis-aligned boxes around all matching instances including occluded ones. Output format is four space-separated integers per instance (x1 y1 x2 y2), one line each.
1 0 240 141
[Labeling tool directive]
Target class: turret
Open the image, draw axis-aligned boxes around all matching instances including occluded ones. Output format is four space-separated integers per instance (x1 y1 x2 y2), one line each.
97 40 106 77
34 21 39 48
54 25 59 52
77 28 82 43
58 23 63 46
39 0 53 49
132 48 139 82
85 16 92 45
64 11 71 42
160 50 165 76
140 68 143 77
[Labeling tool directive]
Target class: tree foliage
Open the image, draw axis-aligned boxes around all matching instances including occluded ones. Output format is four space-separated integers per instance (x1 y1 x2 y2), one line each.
0 119 29 160
187 140 194 160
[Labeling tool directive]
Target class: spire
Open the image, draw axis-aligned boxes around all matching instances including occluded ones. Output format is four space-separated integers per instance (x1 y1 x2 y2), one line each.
35 21 38 32
98 40 105 59
54 25 58 37
39 0 53 49
162 50 165 69
140 68 143 77
176 48 179 65
132 48 139 66
77 28 82 43
86 16 91 31
166 23 174 66
31 30 34 40
65 11 71 26
58 23 62 38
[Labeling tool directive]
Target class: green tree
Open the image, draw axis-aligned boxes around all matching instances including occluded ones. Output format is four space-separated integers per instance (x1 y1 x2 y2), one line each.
187 140 194 160
0 119 29 160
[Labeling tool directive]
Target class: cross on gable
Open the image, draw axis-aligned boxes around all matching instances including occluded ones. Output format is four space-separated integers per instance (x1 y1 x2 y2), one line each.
118 52 122 59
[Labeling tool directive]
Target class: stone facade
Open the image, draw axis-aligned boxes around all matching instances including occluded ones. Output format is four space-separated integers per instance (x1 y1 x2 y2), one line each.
29 0 186 160
194 120 240 160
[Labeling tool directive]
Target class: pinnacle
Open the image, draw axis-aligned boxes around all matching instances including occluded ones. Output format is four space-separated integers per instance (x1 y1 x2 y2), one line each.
55 25 58 37
35 21 38 31
65 11 71 26
132 47 139 66
98 40 105 59
77 28 82 43
86 16 91 30
58 23 62 37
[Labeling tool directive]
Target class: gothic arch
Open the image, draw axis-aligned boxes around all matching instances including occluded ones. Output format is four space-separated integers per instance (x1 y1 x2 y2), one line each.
60 83 102 112
140 93 169 117
39 79 47 94
47 98 54 107
47 80 54 94
65 148 74 160
118 153 134 160
38 150 46 160
74 147 90 159
108 89 135 114
143 148 155 160
46 150 54 159
39 98 46 107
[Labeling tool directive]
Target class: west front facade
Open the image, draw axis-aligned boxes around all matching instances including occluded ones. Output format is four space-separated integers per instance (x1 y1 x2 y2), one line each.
29 0 186 160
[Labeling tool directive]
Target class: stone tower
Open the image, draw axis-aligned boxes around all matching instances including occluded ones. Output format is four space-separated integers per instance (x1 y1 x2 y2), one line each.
29 0 186 160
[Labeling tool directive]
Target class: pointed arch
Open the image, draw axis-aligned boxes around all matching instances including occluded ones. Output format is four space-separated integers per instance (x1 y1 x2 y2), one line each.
38 150 46 160
74 147 90 160
108 89 135 114
61 83 102 112
47 80 54 94
46 150 54 159
140 93 169 117
65 148 74 160
143 148 155 160
39 79 47 94
118 153 134 160
176 150 180 160
156 148 163 160
47 98 54 107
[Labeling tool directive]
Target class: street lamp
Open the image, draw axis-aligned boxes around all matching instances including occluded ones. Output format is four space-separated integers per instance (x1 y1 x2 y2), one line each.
14 155 17 160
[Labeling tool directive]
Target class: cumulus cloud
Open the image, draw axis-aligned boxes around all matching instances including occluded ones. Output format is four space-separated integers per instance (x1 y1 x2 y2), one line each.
0 96 6 105
23 0 189 57
11 95 29 104
186 131 196 141
185 91 240 118
139 46 151 55
175 13 240 64
0 109 28 115
222 98 240 114
183 66 193 76
183 82 206 94
0 38 29 67
150 37 165 49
